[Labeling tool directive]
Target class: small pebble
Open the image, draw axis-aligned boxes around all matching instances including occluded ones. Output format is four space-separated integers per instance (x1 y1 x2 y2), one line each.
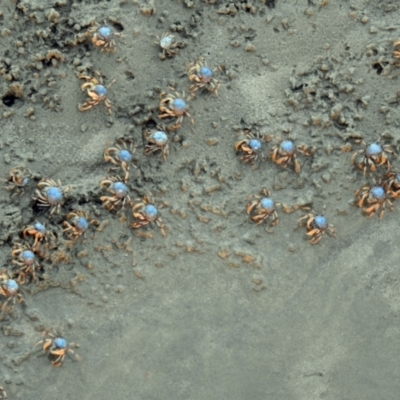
245 43 256 52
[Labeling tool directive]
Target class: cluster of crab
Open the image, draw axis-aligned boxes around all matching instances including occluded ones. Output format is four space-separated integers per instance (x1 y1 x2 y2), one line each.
158 52 221 128
235 130 316 173
0 167 99 366
240 134 400 244
81 23 221 127
101 139 167 236
149 55 221 157
80 21 223 164
155 47 223 136
246 189 336 245
77 64 219 155
2 167 99 280
349 139 400 220
79 24 223 236
76 22 124 115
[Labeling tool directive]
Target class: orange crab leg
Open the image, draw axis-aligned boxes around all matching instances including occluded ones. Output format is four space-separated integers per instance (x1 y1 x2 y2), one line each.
294 159 301 174
251 215 268 224
309 235 322 244
246 201 258 214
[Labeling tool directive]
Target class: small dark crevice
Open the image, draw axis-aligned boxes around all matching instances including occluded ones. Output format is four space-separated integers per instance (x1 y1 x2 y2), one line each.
334 120 348 130
292 84 304 92
124 70 135 80
265 0 277 9
372 62 385 75
31 201 47 215
77 197 91 205
144 118 158 130
2 94 17 107
110 20 124 32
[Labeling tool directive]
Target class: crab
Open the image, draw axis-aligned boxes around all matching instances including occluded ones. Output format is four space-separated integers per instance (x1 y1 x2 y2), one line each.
154 32 180 59
11 242 43 284
351 142 394 175
0 386 6 400
104 139 136 181
297 209 336 245
393 39 400 66
86 22 123 53
246 189 280 226
187 57 220 97
235 130 265 164
34 329 81 367
354 183 394 220
63 211 97 243
1 166 31 196
78 72 115 114
100 176 131 211
22 222 56 251
34 178 68 214
159 90 193 131
132 195 166 236
0 271 24 312
270 138 315 173
143 129 170 161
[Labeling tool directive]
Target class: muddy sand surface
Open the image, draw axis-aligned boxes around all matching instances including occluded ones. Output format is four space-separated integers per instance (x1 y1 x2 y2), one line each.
1 0 400 399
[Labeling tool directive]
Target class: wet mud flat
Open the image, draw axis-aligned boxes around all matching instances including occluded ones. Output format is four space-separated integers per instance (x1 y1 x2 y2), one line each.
1 0 400 399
